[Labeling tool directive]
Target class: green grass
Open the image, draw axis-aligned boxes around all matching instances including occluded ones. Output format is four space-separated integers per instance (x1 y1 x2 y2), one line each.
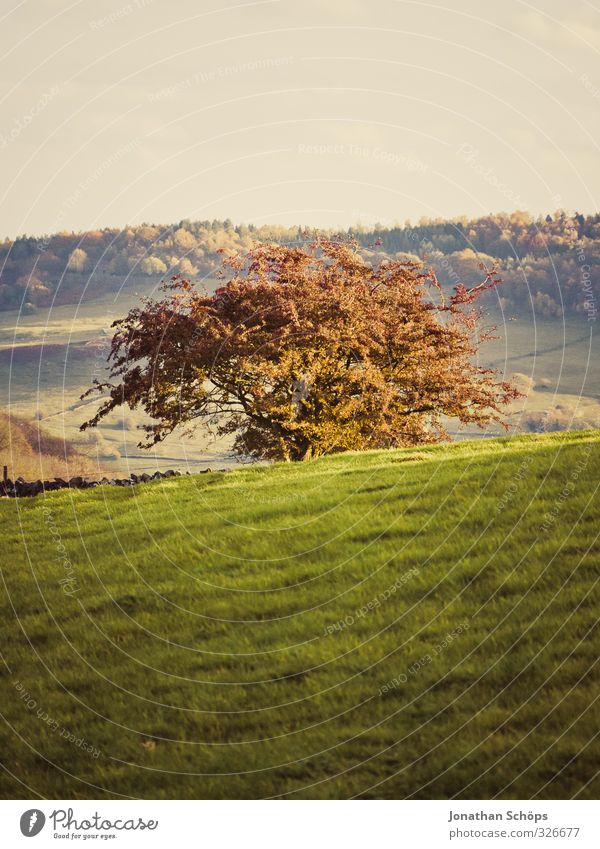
1 431 599 799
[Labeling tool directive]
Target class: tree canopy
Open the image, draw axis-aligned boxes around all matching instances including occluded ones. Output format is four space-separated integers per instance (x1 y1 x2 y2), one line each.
81 239 519 461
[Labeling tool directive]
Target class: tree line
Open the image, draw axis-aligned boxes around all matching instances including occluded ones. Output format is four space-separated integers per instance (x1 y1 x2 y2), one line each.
1 210 598 318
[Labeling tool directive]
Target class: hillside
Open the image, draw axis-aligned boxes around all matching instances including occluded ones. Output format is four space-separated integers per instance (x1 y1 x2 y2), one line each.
0 410 99 481
1 431 598 799
2 210 599 318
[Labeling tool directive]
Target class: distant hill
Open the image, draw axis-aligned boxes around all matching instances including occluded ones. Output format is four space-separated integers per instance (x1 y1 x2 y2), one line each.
1 210 598 318
0 410 100 480
1 430 598 798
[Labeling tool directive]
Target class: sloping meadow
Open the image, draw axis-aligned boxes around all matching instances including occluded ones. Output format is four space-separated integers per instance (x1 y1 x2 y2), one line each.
0 430 598 798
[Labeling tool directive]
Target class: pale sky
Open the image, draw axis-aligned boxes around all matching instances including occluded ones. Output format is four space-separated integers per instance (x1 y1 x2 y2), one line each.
1 0 599 237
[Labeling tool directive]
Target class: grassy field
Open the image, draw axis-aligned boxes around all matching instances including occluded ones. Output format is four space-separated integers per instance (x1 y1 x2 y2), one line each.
0 430 598 799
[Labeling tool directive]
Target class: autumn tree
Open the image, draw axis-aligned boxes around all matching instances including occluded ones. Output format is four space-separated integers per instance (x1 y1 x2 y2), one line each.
140 256 168 275
66 248 88 272
81 238 520 461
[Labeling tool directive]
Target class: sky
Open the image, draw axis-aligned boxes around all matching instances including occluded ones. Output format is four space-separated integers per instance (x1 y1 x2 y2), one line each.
1 0 599 237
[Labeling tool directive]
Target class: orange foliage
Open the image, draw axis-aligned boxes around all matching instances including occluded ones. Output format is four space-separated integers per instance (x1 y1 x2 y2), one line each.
82 239 520 461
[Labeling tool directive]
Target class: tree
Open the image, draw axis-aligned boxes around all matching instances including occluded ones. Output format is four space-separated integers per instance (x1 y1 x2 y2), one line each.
81 239 520 461
173 227 198 251
140 256 168 275
66 248 88 272
178 257 197 276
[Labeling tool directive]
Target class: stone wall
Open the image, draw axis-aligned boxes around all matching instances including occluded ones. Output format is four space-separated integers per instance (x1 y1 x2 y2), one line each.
0 468 219 498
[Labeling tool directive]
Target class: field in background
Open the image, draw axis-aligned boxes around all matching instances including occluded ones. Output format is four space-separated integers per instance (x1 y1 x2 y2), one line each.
0 279 234 475
483 315 600 433
1 431 598 798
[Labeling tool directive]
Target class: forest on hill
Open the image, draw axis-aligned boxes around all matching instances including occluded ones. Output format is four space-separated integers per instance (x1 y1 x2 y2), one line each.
1 209 598 319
